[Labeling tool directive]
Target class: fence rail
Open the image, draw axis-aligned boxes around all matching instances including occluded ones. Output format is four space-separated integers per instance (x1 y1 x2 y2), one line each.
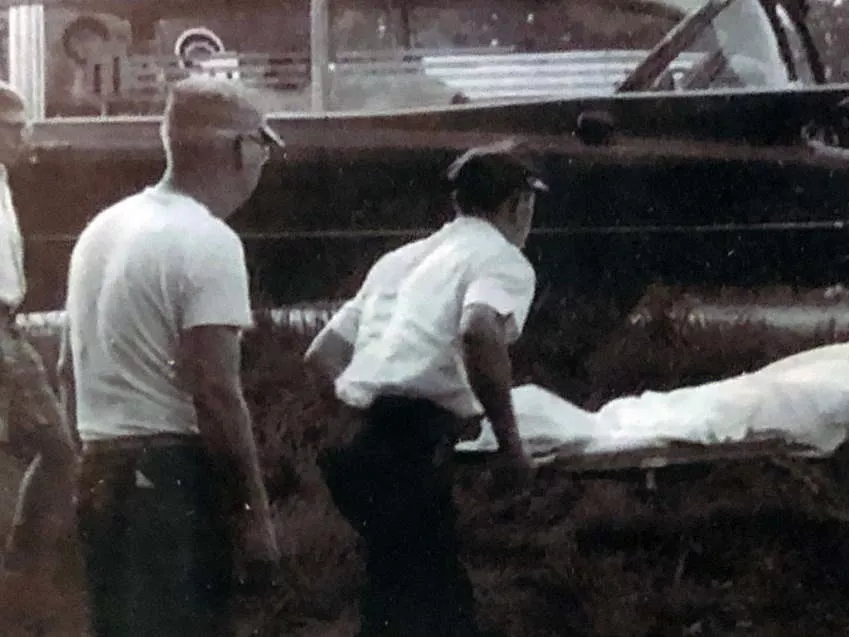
16 302 347 339
17 303 347 385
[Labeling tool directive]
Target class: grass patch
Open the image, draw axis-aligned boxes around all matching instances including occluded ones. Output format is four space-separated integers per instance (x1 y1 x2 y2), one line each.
6 287 849 636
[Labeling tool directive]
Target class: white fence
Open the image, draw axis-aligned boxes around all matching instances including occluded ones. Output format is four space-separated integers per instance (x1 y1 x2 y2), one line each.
18 303 345 386
87 47 704 110
398 50 701 101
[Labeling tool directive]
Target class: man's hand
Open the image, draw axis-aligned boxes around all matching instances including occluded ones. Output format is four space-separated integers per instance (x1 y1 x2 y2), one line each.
234 505 281 594
490 439 535 490
180 324 281 593
502 445 534 472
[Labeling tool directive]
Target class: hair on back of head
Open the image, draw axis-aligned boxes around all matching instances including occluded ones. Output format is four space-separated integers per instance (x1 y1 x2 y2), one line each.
160 76 261 170
447 137 545 217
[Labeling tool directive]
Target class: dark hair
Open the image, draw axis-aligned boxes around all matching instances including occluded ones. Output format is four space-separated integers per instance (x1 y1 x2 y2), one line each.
447 139 546 217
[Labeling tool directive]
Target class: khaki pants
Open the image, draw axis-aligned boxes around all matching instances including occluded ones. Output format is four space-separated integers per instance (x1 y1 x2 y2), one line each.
0 319 77 568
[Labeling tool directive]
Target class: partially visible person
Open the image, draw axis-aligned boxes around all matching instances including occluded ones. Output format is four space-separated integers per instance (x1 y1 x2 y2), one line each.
0 81 79 579
46 16 113 117
60 76 283 637
305 137 546 637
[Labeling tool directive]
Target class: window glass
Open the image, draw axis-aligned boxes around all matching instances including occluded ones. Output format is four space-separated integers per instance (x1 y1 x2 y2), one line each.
3 0 811 118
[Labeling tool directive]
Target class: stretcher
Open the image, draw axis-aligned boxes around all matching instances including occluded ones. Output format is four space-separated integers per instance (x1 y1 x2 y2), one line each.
462 285 849 480
456 435 825 477
455 340 849 482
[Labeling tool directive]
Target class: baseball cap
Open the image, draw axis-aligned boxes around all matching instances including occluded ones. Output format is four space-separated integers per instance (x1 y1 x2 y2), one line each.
162 75 284 148
446 137 549 194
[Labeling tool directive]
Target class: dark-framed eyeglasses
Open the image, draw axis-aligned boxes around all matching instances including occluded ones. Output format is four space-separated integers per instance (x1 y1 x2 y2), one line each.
239 131 273 157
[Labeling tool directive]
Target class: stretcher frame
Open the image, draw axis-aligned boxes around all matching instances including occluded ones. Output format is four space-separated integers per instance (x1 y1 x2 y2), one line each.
455 435 835 488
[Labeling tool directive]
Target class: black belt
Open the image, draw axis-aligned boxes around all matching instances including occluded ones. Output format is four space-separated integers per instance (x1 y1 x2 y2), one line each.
82 433 202 456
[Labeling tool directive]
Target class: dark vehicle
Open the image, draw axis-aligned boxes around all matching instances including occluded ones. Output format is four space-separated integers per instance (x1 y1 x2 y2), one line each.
4 0 849 392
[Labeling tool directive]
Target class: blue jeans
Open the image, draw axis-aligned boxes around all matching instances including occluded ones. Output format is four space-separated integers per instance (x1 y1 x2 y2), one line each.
77 440 235 637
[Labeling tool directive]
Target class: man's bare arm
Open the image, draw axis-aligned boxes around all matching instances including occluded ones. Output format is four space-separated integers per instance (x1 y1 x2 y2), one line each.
460 303 525 459
178 325 274 520
304 327 354 383
56 320 77 442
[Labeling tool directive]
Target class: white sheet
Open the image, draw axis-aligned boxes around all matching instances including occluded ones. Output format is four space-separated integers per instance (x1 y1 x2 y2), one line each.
455 342 849 458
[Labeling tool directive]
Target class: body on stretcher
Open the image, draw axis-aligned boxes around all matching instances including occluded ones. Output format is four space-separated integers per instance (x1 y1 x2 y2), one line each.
455 342 849 473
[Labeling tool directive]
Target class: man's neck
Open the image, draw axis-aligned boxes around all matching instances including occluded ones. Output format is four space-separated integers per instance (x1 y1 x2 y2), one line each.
455 212 514 244
156 171 223 218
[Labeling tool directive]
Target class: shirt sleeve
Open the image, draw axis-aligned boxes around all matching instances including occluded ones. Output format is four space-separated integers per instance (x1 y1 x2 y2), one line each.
181 225 253 330
322 296 362 344
462 251 537 343
322 256 390 344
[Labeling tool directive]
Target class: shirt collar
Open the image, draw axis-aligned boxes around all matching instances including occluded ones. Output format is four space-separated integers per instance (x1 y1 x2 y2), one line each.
450 214 507 241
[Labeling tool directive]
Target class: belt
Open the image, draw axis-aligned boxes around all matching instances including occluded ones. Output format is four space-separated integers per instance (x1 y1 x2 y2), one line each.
82 433 202 456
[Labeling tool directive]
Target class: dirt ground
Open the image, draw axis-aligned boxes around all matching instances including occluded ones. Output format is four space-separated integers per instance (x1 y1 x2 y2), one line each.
4 295 849 637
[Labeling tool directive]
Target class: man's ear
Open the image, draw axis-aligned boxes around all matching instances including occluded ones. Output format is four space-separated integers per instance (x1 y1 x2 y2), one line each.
492 192 515 222
504 192 522 224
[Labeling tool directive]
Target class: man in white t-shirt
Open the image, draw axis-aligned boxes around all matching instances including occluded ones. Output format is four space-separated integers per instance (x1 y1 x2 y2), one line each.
60 76 283 637
305 138 546 637
0 82 79 580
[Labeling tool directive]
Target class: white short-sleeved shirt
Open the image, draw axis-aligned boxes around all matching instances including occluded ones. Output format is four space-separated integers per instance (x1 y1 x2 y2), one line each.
0 165 26 309
330 215 536 418
66 186 253 441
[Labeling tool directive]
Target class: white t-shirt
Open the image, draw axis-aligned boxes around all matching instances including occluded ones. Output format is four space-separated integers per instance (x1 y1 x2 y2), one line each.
66 186 253 441
0 165 26 309
331 215 536 418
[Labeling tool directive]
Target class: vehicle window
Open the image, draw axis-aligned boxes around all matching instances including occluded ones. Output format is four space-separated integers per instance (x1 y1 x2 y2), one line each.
0 0 820 118
774 3 816 85
628 0 794 92
709 0 790 87
21 0 680 116
799 0 849 84
0 13 6 83
406 1 678 51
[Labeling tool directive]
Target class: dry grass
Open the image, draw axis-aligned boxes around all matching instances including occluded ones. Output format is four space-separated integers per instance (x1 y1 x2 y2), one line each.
5 287 849 636
231 309 849 637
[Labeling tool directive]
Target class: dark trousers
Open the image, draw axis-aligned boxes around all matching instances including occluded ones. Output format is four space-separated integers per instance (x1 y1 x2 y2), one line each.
319 396 479 637
77 440 235 637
